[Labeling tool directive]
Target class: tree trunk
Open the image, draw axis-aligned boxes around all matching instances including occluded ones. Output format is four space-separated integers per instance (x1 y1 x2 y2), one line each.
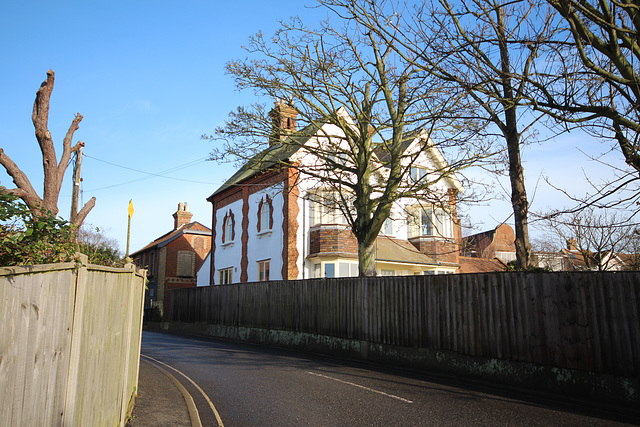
497 6 531 269
358 239 377 277
507 133 532 268
0 70 95 226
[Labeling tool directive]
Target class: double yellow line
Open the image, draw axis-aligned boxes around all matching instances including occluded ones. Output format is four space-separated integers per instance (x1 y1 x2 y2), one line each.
141 354 224 427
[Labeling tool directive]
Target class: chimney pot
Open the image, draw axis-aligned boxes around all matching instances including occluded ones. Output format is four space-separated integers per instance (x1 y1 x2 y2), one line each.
173 202 193 229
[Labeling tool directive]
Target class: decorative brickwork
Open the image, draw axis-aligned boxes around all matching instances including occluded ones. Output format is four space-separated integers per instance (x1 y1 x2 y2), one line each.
240 186 250 283
282 167 300 280
215 189 242 210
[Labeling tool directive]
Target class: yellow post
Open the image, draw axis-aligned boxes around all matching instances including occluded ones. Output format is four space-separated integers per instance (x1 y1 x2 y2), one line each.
126 200 134 257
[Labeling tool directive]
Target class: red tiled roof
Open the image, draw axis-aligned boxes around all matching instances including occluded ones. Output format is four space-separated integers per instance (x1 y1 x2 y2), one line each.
131 222 211 256
458 256 506 273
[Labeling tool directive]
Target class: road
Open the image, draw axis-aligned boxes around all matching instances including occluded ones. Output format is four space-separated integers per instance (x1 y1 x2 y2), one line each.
140 331 637 426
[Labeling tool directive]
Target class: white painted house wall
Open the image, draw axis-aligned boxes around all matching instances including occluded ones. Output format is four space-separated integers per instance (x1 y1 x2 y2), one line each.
246 186 285 282
215 198 243 284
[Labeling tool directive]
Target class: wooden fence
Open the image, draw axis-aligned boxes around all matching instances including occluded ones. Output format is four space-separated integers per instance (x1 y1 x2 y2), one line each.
168 272 640 378
0 258 147 427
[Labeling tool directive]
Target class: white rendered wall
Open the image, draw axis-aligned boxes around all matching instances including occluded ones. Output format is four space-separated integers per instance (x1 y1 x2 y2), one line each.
214 198 243 284
246 186 284 282
196 254 210 286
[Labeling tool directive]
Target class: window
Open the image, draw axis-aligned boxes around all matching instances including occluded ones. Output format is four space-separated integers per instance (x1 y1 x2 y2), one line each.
381 269 395 276
408 206 453 238
410 166 427 183
177 251 195 277
222 210 235 243
219 268 233 284
408 208 432 237
324 263 335 278
315 261 358 278
339 262 350 277
258 260 270 282
328 151 348 167
350 263 359 277
421 209 433 235
383 214 394 235
257 196 273 232
309 191 347 226
148 251 155 277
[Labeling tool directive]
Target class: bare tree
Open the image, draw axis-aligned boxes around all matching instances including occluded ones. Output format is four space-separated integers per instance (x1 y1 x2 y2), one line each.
334 0 558 268
206 11 492 275
0 70 96 226
528 0 640 211
540 207 637 271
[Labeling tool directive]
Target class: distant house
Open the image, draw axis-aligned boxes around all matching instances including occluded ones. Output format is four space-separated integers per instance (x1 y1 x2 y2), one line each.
206 101 464 284
131 203 211 313
462 223 516 264
534 239 638 271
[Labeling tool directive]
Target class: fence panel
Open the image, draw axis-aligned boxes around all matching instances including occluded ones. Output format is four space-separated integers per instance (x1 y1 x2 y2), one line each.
0 265 76 427
0 261 146 427
168 272 640 377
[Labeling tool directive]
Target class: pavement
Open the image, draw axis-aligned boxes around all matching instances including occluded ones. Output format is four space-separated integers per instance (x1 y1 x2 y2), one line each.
128 357 199 427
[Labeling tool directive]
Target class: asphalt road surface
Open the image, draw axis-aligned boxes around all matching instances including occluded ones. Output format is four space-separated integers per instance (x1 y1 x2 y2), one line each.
140 331 638 426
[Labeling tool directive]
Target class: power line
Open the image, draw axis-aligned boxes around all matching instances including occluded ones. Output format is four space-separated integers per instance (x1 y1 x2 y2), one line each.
82 153 219 191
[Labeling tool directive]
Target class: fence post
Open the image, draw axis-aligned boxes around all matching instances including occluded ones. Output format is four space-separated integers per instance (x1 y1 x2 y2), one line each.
118 262 142 425
62 254 88 426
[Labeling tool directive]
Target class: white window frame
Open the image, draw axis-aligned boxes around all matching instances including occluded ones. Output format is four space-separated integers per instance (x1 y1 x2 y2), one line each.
222 211 235 244
383 213 394 235
219 268 233 284
408 205 453 239
258 259 270 282
257 196 273 233
410 166 427 183
310 191 347 226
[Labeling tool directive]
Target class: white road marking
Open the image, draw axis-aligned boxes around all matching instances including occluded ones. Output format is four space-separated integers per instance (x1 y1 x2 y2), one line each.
142 354 225 427
308 371 414 404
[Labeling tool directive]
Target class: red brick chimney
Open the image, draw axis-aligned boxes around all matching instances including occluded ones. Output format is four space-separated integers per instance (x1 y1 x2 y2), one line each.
173 202 193 229
268 98 298 146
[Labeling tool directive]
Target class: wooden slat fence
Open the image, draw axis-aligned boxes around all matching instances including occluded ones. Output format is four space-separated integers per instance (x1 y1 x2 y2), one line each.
0 259 146 427
169 272 640 377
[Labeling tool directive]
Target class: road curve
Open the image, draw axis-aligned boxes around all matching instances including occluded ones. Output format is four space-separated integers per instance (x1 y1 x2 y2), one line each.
140 331 638 426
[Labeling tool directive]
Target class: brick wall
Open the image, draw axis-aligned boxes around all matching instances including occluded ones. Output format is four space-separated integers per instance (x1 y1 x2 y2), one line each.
493 223 516 254
309 227 358 256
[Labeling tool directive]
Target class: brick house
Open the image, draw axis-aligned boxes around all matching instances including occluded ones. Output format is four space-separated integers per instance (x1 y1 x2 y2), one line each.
131 203 211 312
462 223 517 265
206 101 465 284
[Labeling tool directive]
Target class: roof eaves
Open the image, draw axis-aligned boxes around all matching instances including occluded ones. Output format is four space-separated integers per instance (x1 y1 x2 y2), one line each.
207 122 320 200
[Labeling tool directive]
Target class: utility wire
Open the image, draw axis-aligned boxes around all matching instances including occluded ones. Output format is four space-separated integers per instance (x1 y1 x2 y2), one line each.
82 153 218 191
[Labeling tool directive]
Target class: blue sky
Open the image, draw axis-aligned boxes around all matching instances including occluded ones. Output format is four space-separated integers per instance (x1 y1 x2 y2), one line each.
0 0 631 253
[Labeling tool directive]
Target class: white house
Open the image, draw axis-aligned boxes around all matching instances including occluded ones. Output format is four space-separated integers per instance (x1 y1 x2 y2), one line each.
205 100 464 285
